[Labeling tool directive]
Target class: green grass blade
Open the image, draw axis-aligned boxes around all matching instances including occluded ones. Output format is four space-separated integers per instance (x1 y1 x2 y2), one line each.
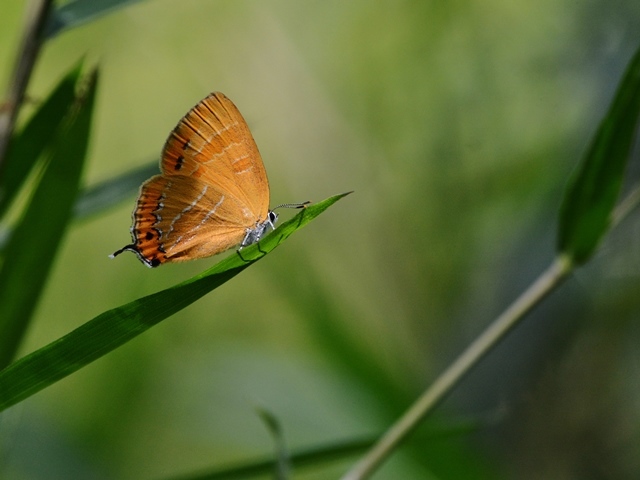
168 437 375 480
163 418 480 480
74 161 159 219
0 69 99 369
0 62 82 219
0 192 351 412
45 0 147 38
558 46 640 264
0 162 159 251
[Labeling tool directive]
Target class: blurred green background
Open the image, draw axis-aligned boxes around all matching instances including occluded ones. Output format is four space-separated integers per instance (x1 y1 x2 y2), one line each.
2 0 640 479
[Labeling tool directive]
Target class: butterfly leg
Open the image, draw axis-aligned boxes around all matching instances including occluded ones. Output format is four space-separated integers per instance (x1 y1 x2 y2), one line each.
236 229 260 262
236 243 268 262
237 230 251 262
236 247 249 263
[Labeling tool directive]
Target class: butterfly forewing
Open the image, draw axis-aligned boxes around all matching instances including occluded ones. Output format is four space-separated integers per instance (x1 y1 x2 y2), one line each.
161 93 269 219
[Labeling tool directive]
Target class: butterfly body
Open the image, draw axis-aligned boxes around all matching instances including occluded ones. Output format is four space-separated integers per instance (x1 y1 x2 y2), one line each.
112 92 274 267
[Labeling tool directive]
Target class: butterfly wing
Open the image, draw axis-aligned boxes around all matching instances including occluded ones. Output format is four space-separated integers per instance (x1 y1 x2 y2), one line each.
161 92 270 220
126 175 251 266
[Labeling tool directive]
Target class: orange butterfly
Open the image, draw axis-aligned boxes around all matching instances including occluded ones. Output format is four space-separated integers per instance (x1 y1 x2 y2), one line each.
111 92 306 267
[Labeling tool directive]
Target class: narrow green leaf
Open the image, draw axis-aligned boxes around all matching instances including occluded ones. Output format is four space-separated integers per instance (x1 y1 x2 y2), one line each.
0 69 99 369
0 192 351 411
74 161 159 219
163 417 480 480
558 46 640 264
0 162 159 251
45 0 147 38
0 62 82 219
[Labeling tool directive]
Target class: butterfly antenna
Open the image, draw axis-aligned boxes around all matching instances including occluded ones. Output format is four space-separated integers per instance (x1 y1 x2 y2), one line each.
273 201 310 210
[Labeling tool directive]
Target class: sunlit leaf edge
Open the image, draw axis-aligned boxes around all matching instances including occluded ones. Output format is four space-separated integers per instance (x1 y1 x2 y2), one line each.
0 68 98 369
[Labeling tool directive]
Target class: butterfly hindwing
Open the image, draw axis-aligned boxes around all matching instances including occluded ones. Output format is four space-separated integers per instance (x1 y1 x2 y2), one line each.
130 175 255 264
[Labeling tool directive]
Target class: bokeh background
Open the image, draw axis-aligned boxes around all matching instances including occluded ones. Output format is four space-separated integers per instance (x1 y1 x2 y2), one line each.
2 1 640 479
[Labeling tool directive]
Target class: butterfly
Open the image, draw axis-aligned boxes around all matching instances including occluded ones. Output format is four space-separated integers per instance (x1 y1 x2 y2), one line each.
111 92 306 267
